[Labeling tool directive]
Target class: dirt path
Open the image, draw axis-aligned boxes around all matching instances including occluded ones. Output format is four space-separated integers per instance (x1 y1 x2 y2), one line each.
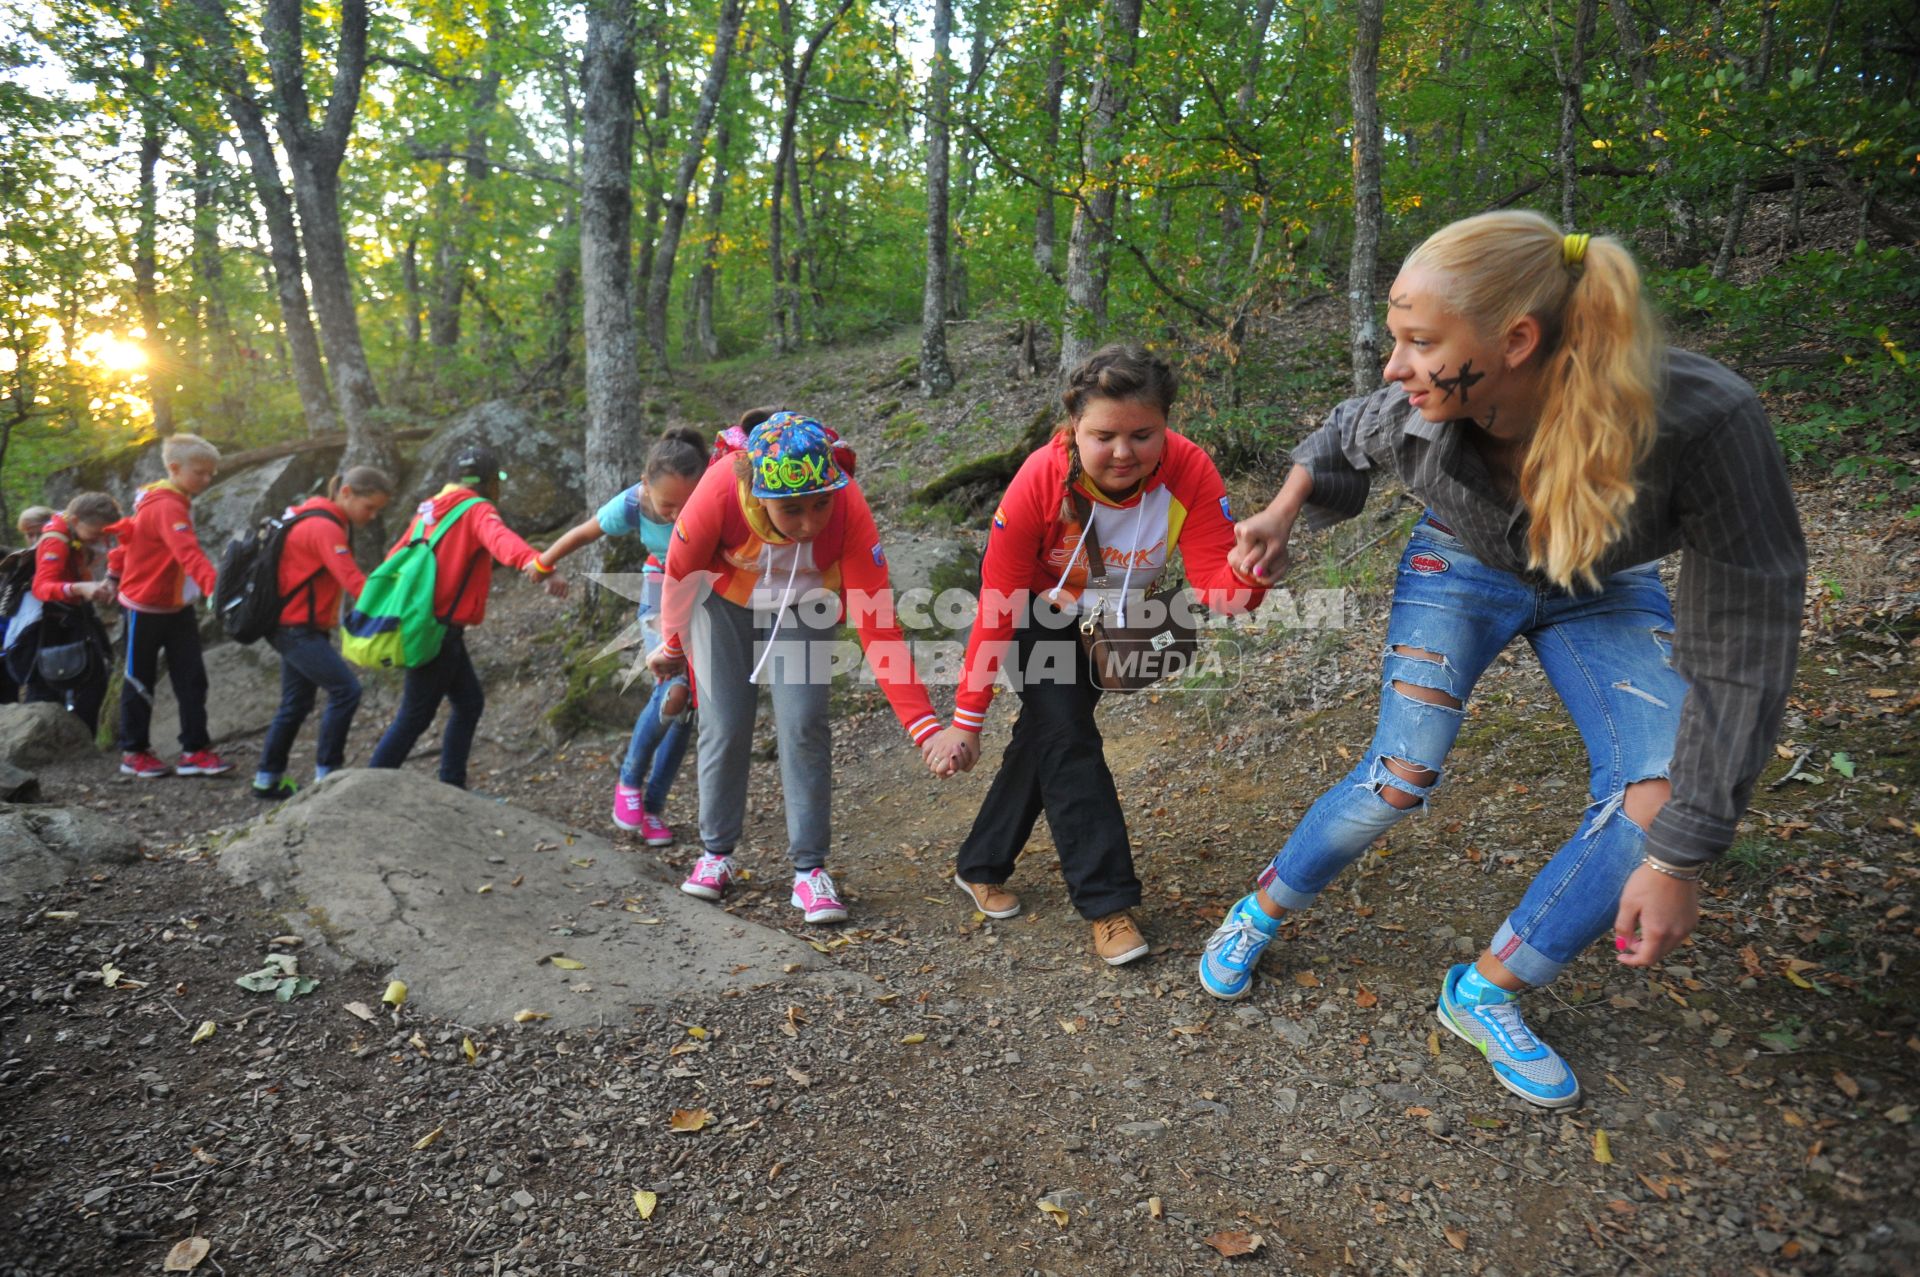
4 325 1918 1275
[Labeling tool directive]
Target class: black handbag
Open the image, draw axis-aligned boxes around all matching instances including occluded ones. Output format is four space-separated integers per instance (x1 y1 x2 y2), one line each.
1063 493 1200 693
31 604 105 691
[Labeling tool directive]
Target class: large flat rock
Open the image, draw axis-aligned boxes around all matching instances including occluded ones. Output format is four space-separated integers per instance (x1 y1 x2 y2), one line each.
0 804 142 905
218 770 841 1026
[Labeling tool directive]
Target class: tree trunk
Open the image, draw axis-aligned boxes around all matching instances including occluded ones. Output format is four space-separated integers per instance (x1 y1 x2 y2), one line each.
690 103 734 362
1217 0 1279 279
580 0 642 586
1032 11 1066 281
134 43 174 436
1346 0 1385 395
1608 0 1697 258
634 58 672 332
428 25 502 352
262 0 388 468
643 0 745 370
1059 0 1143 374
1555 0 1597 228
767 0 855 352
918 0 956 398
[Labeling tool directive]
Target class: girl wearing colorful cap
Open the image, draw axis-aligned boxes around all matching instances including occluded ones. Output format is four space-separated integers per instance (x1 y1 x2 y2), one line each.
1199 210 1805 1110
922 345 1264 966
532 424 718 841
650 411 943 923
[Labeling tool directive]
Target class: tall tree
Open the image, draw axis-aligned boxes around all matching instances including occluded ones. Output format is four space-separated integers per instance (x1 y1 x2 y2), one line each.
183 0 338 437
1031 8 1066 281
1554 0 1598 228
261 0 387 466
687 90 736 362
579 0 641 584
767 0 856 352
917 0 955 397
132 40 174 434
1059 0 1142 373
1346 0 1384 394
428 2 505 352
643 0 745 370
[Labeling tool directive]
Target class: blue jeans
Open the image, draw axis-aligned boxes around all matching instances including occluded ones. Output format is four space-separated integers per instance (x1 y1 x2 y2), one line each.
367 628 485 788
620 678 691 811
1260 516 1687 986
258 626 363 775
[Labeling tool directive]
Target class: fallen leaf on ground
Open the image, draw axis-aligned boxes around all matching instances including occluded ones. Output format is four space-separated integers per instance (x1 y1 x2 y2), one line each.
412 1126 443 1151
190 1020 215 1045
1834 1071 1861 1101
1594 1130 1614 1164
382 980 408 1007
686 1025 708 1040
1204 1230 1262 1257
900 1032 927 1045
100 962 123 988
633 1190 657 1219
1294 971 1321 988
1444 1226 1468 1250
1036 1198 1069 1228
514 1010 550 1023
163 1236 211 1271
462 1036 478 1065
549 956 585 970
43 910 77 920
669 1108 714 1133
1355 986 1379 1009
786 1066 812 1087
343 1001 376 1022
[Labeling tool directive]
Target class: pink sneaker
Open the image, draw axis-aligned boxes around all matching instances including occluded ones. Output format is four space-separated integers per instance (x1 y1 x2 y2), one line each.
680 853 736 901
636 811 674 847
612 783 644 831
790 868 849 924
177 749 234 777
120 750 170 779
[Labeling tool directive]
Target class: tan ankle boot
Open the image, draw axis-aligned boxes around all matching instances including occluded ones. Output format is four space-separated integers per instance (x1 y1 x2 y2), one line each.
1091 910 1149 965
954 874 1021 919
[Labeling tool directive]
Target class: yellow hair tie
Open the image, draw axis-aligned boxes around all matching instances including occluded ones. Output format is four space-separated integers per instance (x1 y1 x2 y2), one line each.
1562 233 1591 268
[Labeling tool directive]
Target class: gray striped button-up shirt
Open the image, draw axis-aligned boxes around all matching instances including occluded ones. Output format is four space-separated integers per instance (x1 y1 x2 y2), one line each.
1291 348 1807 867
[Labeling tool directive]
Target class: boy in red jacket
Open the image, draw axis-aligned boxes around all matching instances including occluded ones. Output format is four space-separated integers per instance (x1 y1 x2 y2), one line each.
107 434 231 779
366 444 567 788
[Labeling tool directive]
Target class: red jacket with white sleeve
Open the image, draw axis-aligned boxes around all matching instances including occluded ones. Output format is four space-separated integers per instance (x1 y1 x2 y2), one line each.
952 429 1263 732
31 514 103 604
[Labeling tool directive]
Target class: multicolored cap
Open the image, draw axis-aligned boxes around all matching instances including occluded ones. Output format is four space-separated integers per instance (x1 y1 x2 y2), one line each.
746 412 849 499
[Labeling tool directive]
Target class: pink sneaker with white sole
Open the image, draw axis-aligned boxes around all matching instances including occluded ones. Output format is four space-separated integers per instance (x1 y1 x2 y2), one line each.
680 853 737 901
790 868 849 924
612 783 644 831
636 811 674 846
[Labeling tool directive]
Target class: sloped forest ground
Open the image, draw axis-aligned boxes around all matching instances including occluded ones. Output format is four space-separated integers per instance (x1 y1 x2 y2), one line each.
2 303 1917 1277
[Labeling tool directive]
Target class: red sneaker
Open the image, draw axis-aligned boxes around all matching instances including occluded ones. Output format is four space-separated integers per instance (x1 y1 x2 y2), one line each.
176 749 235 777
119 751 171 779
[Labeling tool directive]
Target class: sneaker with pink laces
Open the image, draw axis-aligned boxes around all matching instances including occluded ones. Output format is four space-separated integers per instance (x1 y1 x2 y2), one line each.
680 853 737 901
790 868 849 924
120 751 170 779
636 811 674 847
612 783 645 831
177 749 234 777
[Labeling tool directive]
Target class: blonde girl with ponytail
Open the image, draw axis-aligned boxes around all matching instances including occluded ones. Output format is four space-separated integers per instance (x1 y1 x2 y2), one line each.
1199 210 1806 1110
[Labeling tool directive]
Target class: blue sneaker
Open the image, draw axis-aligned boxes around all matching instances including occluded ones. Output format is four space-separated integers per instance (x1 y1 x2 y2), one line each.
1198 895 1278 1000
1435 964 1581 1109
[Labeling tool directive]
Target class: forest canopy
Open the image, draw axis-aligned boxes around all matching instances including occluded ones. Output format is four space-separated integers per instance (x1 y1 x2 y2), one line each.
2 0 1916 516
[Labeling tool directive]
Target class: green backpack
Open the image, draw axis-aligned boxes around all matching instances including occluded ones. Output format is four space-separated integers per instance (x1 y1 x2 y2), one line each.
341 497 487 669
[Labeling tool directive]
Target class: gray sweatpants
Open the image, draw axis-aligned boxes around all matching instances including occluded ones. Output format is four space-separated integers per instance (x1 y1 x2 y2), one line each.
687 591 836 869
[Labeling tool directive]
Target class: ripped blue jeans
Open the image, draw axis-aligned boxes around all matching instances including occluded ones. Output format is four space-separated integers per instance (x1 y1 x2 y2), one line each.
1260 515 1687 986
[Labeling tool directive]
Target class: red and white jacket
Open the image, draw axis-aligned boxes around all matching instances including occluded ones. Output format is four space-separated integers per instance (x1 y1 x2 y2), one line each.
32 513 106 604
658 461 939 747
384 486 540 629
276 496 364 629
106 480 218 613
953 430 1263 732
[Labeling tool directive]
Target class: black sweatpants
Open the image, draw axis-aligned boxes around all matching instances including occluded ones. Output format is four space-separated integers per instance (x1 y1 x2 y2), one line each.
954 614 1142 920
118 606 210 754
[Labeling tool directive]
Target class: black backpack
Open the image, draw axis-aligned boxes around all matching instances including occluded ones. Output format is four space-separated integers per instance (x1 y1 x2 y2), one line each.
215 507 345 644
0 547 34 618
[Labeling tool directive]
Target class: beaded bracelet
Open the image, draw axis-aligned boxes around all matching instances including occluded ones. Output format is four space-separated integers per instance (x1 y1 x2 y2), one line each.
530 559 554 576
1642 854 1702 882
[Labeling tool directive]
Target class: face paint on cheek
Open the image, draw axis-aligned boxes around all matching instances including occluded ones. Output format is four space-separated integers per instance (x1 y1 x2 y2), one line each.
1429 364 1451 401
1434 358 1486 406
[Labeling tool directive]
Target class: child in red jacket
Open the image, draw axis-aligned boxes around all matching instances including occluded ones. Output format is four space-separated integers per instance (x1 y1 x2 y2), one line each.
107 434 229 779
13 492 121 731
251 466 395 800
650 413 943 923
365 444 567 789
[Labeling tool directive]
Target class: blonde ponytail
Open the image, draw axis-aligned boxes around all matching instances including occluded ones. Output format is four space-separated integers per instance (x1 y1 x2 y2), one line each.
1406 210 1661 590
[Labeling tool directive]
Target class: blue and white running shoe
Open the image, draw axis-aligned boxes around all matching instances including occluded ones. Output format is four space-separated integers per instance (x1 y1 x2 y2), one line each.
1435 963 1581 1108
1198 894 1278 1000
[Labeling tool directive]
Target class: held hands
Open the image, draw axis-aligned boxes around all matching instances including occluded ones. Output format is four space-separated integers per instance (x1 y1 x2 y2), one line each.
540 572 569 599
76 580 117 606
1613 863 1700 968
922 725 979 779
1228 507 1296 584
646 644 687 683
